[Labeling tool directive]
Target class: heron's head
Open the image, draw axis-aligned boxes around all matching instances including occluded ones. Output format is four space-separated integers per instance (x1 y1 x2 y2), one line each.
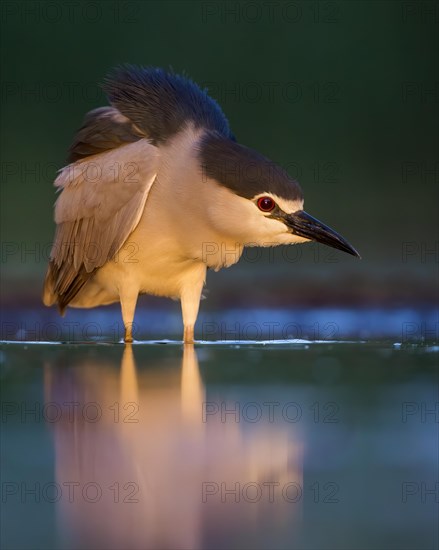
198 132 360 257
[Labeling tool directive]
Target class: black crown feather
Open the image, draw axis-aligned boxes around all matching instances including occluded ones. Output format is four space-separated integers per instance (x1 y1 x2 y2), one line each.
102 65 233 144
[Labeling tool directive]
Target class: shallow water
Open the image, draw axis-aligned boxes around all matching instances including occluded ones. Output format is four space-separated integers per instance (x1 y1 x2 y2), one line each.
1 340 438 550
2 306 438 342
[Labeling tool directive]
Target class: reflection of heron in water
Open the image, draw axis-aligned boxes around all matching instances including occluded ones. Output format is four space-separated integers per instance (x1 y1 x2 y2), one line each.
44 345 303 550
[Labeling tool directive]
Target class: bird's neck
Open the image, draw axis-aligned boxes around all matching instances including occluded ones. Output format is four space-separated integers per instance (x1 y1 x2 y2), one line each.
150 127 245 270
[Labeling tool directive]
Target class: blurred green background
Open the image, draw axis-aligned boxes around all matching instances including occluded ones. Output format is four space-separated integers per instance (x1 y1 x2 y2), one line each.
1 0 438 310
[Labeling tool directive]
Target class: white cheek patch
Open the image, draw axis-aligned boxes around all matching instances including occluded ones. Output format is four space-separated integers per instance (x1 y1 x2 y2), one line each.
270 194 304 214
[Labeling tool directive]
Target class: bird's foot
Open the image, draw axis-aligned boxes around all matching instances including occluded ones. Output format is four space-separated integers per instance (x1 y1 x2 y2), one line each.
124 329 133 344
183 325 194 344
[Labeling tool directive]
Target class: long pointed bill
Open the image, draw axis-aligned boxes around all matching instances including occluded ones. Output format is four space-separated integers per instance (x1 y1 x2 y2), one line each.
284 210 361 258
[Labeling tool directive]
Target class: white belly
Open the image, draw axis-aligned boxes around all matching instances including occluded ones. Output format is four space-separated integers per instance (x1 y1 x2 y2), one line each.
70 235 206 309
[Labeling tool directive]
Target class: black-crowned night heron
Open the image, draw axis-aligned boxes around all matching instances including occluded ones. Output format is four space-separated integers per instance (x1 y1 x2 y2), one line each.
43 66 360 343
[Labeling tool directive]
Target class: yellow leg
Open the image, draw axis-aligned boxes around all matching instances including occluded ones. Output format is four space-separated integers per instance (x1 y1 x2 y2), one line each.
183 325 194 344
124 326 134 343
120 286 139 344
181 268 206 344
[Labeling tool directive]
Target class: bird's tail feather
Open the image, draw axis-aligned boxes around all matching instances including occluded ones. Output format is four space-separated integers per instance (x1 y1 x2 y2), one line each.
42 264 66 316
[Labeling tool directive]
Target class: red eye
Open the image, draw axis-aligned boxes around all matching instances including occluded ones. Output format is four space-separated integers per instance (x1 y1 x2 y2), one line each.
257 196 275 212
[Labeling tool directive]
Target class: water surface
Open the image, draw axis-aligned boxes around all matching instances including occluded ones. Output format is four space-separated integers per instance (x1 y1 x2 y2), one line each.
1 341 437 549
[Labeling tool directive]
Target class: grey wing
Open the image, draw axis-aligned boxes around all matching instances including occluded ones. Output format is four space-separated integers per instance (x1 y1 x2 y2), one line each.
43 138 159 313
67 106 145 163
